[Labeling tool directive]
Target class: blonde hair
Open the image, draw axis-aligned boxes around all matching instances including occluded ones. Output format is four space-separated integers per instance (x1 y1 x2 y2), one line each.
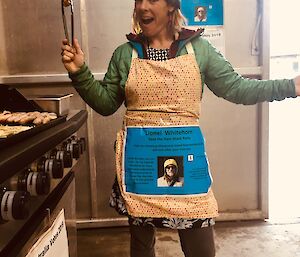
132 1 186 35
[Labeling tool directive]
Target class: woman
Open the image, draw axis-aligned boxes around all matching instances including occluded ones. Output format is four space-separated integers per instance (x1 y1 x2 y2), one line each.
61 0 300 256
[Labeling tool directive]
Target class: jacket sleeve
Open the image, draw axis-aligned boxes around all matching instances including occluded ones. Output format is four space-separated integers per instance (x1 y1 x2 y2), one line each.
69 49 126 116
203 40 296 105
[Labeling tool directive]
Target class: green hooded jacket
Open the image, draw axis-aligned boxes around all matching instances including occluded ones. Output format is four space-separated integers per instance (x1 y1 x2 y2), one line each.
69 29 296 116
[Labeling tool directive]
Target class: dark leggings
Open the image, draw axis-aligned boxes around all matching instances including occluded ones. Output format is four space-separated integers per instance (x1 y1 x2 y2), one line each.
130 224 215 257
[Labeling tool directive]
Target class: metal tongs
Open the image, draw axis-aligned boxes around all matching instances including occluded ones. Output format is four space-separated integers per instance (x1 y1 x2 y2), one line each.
61 0 74 46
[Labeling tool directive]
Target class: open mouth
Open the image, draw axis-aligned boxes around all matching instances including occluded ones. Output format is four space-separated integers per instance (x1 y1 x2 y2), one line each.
141 17 154 25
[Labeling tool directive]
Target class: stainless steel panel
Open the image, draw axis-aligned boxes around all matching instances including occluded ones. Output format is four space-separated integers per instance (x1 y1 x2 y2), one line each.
0 0 81 75
0 4 6 75
28 94 74 116
84 107 98 218
224 0 260 67
86 0 134 72
260 0 270 219
93 107 126 219
201 89 259 211
73 127 92 219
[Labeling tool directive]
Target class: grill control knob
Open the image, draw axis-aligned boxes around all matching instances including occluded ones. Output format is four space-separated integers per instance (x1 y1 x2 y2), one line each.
71 142 80 159
44 158 64 179
31 158 64 179
0 188 29 223
79 137 86 152
69 136 86 158
63 140 80 160
49 149 73 168
18 170 50 196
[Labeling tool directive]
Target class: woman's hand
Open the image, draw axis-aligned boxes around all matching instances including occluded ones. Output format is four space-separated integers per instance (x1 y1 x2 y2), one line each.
61 38 84 74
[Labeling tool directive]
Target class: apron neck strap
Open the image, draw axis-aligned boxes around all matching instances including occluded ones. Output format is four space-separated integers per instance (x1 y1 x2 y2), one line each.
185 42 194 55
131 48 138 60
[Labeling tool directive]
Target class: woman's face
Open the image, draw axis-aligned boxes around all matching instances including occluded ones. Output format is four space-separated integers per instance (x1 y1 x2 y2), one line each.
135 0 174 39
165 165 177 177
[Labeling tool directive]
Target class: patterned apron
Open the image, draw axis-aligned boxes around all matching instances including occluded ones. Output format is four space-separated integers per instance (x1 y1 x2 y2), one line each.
115 43 218 219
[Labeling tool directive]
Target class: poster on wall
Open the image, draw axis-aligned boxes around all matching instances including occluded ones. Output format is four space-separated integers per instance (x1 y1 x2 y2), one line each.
187 26 226 55
202 28 225 55
181 0 224 26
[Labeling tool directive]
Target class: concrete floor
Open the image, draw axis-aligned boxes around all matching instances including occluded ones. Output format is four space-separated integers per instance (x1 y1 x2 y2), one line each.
77 220 300 257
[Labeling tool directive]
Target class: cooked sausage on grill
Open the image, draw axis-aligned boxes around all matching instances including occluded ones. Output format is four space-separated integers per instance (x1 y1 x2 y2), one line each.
0 111 58 125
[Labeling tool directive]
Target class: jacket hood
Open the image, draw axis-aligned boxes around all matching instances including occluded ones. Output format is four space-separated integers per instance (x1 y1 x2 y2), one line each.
126 28 204 43
126 28 204 58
